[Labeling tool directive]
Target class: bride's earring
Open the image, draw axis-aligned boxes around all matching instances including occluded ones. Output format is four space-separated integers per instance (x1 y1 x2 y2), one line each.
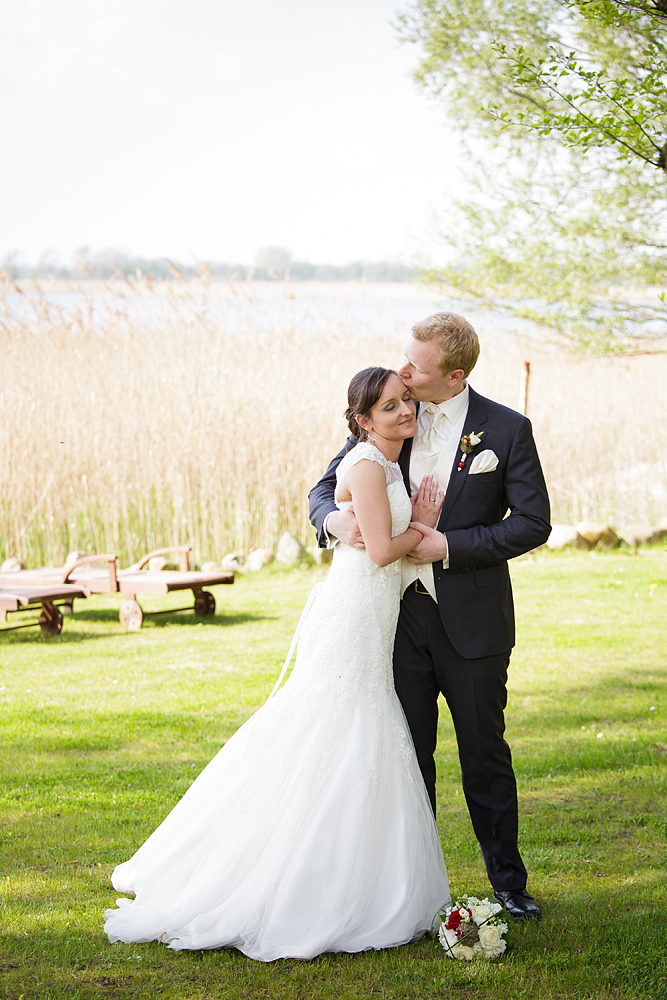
358 417 372 443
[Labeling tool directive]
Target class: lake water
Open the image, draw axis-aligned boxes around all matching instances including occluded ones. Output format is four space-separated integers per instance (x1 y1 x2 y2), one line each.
2 280 535 341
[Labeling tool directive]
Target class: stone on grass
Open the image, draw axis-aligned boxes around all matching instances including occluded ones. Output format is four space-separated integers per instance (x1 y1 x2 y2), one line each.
619 524 667 547
148 556 178 571
65 550 88 567
618 525 658 547
245 548 274 572
576 522 619 548
276 532 304 565
546 525 590 550
221 552 245 573
1 557 23 572
306 546 333 566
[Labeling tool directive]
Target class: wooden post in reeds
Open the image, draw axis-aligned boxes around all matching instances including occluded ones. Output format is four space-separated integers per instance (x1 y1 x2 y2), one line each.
519 361 531 416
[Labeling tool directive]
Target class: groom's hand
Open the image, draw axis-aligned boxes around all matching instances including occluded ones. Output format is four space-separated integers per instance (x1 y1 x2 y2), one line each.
406 523 448 565
324 508 365 549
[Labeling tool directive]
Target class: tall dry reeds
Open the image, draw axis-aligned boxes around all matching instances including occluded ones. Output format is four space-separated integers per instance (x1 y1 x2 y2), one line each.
1 278 665 568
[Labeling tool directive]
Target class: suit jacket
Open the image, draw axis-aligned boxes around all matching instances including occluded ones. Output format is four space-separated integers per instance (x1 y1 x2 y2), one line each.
308 386 552 659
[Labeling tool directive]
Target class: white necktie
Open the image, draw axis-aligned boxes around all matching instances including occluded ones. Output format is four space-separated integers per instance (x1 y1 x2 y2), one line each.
419 404 452 475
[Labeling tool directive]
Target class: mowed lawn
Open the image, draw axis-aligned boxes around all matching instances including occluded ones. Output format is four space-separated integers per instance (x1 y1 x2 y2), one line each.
0 551 666 1000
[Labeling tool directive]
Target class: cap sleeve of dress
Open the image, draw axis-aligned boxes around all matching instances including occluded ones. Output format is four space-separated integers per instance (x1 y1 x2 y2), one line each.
336 442 392 485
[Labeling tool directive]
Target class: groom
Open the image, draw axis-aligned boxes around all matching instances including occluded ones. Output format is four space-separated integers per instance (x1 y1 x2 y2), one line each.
309 312 551 920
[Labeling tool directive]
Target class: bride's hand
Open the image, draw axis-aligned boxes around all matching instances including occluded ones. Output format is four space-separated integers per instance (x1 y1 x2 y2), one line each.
410 475 444 528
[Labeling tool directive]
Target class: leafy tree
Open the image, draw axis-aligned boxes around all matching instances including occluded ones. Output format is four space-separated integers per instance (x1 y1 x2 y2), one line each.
255 246 292 277
398 0 667 352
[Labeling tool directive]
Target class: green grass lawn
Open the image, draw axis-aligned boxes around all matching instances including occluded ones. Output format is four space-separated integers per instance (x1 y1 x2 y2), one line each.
1 551 666 999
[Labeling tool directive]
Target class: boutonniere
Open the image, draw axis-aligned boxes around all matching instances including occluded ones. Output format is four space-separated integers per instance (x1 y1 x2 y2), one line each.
458 431 485 471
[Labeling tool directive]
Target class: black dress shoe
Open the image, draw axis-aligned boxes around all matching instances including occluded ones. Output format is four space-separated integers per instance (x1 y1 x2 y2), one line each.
494 889 542 920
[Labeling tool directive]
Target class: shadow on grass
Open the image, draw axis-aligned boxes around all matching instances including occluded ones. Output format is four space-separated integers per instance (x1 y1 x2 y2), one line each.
0 706 259 755
0 609 272 643
0 887 665 1000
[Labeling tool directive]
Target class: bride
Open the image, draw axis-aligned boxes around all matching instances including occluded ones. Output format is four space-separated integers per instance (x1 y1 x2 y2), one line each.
104 366 451 962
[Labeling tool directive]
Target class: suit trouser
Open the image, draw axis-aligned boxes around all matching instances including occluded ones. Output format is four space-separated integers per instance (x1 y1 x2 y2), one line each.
393 585 527 892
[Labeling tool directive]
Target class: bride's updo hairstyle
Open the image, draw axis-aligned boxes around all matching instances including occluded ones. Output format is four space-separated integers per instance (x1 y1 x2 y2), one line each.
345 367 396 441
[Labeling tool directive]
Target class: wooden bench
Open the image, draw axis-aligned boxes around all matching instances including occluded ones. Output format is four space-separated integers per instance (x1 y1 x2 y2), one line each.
0 584 90 635
0 548 234 631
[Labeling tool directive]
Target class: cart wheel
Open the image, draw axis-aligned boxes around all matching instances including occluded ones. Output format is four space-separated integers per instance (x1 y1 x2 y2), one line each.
40 602 63 635
120 599 144 631
194 590 216 616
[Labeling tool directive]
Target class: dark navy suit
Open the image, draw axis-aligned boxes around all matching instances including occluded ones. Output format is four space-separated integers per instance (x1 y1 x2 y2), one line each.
308 386 551 890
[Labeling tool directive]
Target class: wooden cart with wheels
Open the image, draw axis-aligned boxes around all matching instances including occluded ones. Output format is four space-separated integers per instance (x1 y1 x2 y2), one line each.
0 584 90 635
116 547 233 630
0 547 234 631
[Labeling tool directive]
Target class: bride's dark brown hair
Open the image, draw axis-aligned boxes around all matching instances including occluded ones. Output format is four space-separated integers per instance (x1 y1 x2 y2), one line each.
344 367 396 441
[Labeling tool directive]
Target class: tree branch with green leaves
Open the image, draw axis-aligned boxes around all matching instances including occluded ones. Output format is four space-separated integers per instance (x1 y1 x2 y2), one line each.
398 0 667 353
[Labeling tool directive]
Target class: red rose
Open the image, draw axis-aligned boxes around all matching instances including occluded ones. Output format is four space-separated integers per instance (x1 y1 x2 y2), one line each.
445 909 463 931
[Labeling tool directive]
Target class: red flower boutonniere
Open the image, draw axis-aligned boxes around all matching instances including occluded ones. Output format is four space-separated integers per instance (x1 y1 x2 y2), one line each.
458 431 485 471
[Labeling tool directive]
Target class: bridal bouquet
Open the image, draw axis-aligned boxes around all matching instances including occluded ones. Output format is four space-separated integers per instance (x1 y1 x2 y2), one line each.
435 896 508 961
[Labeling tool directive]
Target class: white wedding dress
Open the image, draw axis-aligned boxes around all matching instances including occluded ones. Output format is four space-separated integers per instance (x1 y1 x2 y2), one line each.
103 443 450 961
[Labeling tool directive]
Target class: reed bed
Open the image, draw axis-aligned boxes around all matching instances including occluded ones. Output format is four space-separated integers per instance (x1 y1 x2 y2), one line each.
1 278 665 568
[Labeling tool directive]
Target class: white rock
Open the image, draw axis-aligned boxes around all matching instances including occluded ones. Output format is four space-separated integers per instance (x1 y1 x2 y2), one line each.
221 552 245 573
619 524 667 547
546 525 590 550
65 550 88 567
1 557 23 572
201 561 224 573
576 522 619 548
276 532 304 565
147 556 178 571
306 546 333 566
245 548 274 572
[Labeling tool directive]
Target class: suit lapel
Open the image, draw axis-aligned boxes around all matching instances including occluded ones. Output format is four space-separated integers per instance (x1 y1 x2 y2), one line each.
437 387 489 530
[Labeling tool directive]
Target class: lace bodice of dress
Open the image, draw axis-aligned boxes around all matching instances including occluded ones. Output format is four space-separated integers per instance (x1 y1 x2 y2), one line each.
335 442 412 540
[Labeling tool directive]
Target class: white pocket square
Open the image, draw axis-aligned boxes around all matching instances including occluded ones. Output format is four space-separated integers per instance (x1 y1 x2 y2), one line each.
468 449 499 475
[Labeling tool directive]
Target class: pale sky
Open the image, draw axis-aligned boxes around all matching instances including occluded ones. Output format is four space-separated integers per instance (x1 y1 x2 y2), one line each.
0 0 462 266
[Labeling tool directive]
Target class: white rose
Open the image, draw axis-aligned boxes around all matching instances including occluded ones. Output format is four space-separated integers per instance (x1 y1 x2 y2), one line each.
471 902 492 923
478 925 502 949
452 944 476 961
484 940 507 960
469 433 481 446
478 925 507 960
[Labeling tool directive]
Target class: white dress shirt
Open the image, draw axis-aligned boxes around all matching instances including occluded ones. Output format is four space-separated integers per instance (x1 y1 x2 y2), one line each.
400 384 470 601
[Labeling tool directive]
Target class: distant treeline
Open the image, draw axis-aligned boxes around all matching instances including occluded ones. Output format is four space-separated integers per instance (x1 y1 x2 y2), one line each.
4 252 414 283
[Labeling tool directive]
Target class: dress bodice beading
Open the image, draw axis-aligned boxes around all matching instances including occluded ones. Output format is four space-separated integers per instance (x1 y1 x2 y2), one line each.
334 443 412 578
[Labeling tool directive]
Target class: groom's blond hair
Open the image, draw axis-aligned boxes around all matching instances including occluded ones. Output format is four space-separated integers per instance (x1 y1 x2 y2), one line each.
411 312 480 378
